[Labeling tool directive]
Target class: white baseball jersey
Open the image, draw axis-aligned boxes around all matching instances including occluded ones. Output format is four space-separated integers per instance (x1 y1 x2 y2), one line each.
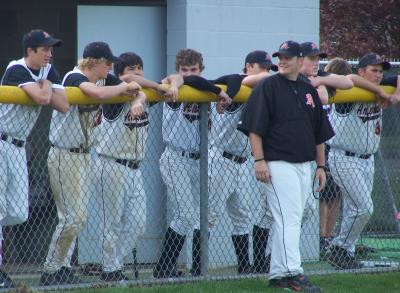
95 102 149 160
162 102 201 152
210 102 251 157
328 102 381 155
0 58 63 140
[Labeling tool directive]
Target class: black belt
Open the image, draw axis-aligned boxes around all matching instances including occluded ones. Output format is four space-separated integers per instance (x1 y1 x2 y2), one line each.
181 151 200 160
51 144 89 154
115 159 140 170
222 151 247 164
0 133 25 148
345 151 371 160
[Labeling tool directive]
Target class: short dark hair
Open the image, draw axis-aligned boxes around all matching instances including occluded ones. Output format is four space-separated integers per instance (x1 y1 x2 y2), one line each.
175 48 205 72
114 52 143 76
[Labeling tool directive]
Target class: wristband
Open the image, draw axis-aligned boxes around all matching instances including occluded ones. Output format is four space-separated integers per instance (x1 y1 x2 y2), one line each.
254 158 265 163
317 165 326 171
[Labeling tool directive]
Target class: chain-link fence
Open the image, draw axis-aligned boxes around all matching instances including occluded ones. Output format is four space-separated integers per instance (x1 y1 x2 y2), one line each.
1 74 400 291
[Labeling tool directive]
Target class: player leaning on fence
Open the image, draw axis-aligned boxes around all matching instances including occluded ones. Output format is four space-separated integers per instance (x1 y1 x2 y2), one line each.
40 42 140 286
326 53 400 270
153 48 231 278
0 29 68 288
238 40 334 292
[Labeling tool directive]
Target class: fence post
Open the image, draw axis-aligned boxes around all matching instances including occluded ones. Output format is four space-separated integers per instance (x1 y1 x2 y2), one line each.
199 102 209 276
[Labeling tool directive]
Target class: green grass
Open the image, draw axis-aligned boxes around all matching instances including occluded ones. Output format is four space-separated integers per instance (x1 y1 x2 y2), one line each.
46 272 400 293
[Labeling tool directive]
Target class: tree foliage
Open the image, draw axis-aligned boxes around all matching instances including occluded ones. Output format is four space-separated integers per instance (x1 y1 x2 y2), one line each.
320 0 400 59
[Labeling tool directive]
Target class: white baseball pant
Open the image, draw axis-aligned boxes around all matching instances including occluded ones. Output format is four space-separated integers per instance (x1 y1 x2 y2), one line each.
44 147 91 272
0 140 29 226
208 148 251 235
95 156 146 272
328 149 374 254
160 147 200 236
262 160 312 280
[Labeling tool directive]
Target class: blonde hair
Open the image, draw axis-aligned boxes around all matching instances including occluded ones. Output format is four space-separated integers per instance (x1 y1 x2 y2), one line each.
78 57 110 70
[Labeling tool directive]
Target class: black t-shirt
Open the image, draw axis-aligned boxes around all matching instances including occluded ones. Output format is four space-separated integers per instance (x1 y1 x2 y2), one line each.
238 73 334 163
2 64 61 86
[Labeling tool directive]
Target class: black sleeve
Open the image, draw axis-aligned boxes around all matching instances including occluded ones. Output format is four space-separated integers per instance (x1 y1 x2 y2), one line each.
183 75 222 95
1 65 35 86
212 74 245 98
63 73 89 87
381 76 398 87
237 79 271 137
105 73 123 86
47 66 62 85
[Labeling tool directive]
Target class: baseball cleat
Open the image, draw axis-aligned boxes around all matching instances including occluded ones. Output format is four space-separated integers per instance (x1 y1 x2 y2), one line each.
268 274 322 292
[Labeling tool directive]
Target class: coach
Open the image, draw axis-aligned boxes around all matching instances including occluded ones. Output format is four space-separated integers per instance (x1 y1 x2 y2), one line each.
238 40 334 292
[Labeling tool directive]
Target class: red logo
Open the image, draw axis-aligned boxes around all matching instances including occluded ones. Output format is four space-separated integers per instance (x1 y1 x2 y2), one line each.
43 31 50 38
311 43 318 49
265 53 271 61
375 121 381 135
280 42 289 49
305 93 315 108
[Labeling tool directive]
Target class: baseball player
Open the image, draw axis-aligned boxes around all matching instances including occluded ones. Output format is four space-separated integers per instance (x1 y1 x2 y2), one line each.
238 41 334 292
94 52 148 282
0 29 67 288
40 42 140 286
298 42 353 225
153 48 231 278
319 58 352 258
208 50 277 275
327 53 399 269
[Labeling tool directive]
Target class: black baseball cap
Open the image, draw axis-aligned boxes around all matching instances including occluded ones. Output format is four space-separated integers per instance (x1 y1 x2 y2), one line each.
358 53 391 70
300 42 327 58
245 50 278 71
83 42 118 62
272 41 303 58
23 29 62 50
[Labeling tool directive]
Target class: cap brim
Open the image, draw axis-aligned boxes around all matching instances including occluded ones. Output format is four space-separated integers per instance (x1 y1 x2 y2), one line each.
303 51 327 58
270 64 278 72
41 38 62 47
272 51 297 58
319 52 328 58
108 55 119 63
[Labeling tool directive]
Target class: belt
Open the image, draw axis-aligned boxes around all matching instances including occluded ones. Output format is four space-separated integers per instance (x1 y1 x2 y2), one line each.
222 151 247 164
181 151 200 160
115 159 140 170
51 144 89 154
344 151 372 160
0 133 25 148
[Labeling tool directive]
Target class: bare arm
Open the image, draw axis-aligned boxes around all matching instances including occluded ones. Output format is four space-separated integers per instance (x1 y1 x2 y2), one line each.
315 143 326 192
49 88 69 113
20 80 53 105
311 74 353 89
119 74 163 92
347 74 389 99
78 81 130 100
242 72 270 87
130 91 147 117
316 85 329 105
390 75 400 104
249 132 270 183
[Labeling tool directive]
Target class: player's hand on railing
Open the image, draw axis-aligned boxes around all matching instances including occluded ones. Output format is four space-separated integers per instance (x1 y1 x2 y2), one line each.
315 168 327 192
216 90 232 113
158 84 179 102
254 160 270 183
125 81 142 98
389 94 400 105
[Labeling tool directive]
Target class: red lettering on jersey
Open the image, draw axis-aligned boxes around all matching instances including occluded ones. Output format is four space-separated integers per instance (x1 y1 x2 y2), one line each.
375 121 381 135
305 93 315 108
92 109 102 128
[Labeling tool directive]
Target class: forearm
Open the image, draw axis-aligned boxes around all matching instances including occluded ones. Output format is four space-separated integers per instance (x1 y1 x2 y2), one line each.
315 143 325 166
120 74 160 91
50 89 69 113
95 83 129 100
249 133 264 160
242 72 270 87
319 74 353 90
166 74 184 88
347 74 383 96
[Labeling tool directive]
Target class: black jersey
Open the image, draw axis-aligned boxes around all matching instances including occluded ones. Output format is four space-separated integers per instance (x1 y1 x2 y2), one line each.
238 73 334 163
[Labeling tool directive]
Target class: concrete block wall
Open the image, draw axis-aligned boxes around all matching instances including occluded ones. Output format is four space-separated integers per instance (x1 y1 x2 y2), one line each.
167 0 319 77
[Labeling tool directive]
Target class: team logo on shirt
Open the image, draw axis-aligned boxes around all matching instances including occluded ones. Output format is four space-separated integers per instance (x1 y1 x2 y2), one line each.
224 102 244 114
183 103 200 122
375 121 381 135
166 102 182 110
92 108 102 127
305 93 315 108
356 104 381 123
124 111 149 130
